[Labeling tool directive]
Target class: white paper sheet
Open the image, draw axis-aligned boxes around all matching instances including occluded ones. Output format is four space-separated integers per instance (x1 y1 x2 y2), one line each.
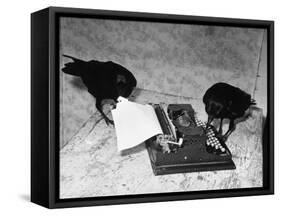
111 97 163 151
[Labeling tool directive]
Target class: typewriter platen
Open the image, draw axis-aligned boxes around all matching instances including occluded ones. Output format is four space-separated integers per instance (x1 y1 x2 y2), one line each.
146 104 236 175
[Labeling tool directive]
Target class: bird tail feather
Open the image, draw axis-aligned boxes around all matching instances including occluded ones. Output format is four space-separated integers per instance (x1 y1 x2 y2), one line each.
62 54 85 76
62 54 84 62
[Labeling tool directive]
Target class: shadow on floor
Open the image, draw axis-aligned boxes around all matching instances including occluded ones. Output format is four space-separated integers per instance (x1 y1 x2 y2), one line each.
120 143 146 156
19 194 30 202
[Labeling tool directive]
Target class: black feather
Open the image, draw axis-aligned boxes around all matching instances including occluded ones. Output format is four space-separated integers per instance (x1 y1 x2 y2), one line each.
203 82 256 141
62 54 137 125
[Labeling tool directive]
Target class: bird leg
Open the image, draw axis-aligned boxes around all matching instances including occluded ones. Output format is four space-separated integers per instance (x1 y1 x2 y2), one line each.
218 118 224 135
221 119 235 141
96 99 114 126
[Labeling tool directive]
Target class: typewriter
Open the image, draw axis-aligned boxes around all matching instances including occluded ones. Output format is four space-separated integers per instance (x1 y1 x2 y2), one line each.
146 104 236 175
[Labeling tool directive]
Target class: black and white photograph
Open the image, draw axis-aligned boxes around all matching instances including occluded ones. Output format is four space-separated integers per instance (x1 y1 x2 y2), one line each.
1 0 281 214
1 0 280 214
58 13 269 199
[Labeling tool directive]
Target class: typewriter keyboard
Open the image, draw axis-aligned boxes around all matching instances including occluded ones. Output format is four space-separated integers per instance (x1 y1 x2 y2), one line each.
205 128 226 153
194 116 226 154
194 117 206 127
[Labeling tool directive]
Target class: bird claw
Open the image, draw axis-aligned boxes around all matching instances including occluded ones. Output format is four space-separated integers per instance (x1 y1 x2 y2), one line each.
105 118 114 126
217 134 227 142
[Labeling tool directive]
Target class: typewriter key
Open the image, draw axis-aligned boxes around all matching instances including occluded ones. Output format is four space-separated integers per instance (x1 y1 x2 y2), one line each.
195 117 206 127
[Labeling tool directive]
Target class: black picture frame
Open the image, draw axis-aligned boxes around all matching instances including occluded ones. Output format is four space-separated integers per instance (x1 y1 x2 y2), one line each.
31 6 274 208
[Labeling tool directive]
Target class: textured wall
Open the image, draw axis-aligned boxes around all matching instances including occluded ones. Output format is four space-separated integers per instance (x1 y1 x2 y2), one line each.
60 17 264 148
254 30 267 116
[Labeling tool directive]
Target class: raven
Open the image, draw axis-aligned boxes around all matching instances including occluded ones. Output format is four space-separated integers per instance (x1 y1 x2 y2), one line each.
203 82 256 141
62 55 137 125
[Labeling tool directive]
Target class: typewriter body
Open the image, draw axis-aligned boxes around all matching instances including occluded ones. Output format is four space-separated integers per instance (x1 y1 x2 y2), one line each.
146 104 236 175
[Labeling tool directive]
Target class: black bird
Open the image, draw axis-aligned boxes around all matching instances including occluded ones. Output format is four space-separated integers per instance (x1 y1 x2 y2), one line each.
203 82 256 141
62 55 137 125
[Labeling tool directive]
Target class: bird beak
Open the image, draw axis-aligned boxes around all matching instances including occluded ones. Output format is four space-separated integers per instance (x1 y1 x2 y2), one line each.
110 101 117 110
205 115 214 132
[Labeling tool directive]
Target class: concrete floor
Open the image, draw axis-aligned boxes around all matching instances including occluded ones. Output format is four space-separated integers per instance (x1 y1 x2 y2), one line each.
60 89 263 198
